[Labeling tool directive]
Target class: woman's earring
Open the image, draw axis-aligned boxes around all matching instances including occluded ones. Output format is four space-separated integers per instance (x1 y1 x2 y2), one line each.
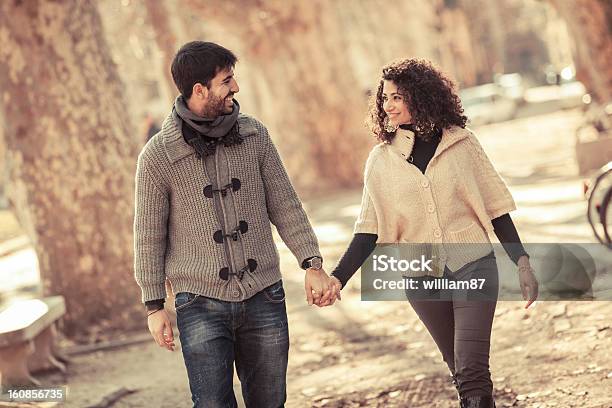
384 116 398 133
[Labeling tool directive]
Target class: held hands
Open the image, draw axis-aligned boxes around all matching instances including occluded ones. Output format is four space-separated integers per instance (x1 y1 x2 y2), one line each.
304 268 342 307
147 309 176 351
518 256 539 309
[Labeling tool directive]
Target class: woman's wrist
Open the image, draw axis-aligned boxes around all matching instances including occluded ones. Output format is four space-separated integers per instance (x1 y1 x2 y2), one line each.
517 255 533 273
330 275 343 290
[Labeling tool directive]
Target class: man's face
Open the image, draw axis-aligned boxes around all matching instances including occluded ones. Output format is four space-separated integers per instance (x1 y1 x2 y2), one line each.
202 67 239 118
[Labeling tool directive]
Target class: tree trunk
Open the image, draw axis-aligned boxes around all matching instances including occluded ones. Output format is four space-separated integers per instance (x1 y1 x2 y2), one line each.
0 0 143 338
436 2 479 87
184 0 372 191
143 0 179 104
550 0 612 104
157 0 468 190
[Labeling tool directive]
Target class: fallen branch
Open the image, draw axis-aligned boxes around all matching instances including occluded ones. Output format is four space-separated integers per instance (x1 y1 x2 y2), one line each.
85 387 137 408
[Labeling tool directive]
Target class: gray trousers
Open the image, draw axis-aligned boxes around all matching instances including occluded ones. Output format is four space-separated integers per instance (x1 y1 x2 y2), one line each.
406 252 499 398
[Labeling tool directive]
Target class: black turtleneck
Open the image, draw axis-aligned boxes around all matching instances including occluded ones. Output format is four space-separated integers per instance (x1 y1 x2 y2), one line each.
405 124 443 173
331 125 528 289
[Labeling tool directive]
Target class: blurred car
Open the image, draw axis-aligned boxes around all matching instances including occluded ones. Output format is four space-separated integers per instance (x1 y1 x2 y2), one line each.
495 73 526 105
459 84 518 126
540 64 587 109
559 80 587 109
523 81 587 109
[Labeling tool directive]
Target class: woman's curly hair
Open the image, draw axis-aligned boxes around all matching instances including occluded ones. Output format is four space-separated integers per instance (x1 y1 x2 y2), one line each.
367 58 467 143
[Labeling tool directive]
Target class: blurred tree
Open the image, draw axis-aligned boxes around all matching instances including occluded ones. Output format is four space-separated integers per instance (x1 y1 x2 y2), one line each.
98 0 170 141
550 0 612 103
178 0 478 190
334 0 476 87
0 0 144 338
435 1 479 87
458 0 506 83
143 0 178 104
459 0 556 84
183 0 373 191
0 124 6 207
125 0 480 192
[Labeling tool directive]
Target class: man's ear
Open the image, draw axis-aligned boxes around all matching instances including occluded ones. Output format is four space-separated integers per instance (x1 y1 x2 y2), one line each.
192 83 208 100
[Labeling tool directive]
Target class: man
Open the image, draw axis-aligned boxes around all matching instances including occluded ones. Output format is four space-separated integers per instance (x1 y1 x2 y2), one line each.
133 41 337 407
142 112 161 144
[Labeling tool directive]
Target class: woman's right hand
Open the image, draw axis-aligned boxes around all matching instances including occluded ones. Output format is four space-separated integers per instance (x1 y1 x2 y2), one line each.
517 256 538 309
314 275 343 307
330 276 342 302
319 275 342 307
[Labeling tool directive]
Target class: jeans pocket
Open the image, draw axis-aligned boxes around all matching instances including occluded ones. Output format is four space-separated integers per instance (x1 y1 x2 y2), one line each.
175 292 200 311
262 281 286 303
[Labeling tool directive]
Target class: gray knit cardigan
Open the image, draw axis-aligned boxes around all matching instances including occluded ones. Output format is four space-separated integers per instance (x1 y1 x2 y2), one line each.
134 112 321 303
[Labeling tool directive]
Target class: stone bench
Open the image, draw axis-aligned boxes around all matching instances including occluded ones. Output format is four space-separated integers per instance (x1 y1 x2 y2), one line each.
0 296 68 388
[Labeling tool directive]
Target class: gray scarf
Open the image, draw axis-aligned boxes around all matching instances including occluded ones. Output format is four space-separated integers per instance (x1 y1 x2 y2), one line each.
172 95 242 157
173 95 240 138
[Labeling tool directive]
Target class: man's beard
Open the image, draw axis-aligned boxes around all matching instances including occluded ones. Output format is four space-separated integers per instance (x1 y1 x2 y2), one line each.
202 93 233 118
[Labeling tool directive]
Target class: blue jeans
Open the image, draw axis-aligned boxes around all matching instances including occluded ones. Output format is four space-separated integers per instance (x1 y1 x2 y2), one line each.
175 280 289 408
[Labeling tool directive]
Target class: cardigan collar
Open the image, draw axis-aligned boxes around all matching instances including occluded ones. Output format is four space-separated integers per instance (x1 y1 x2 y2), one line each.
389 125 470 162
161 112 258 164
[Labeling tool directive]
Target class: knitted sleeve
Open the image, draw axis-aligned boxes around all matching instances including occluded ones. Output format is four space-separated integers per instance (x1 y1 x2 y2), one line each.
133 152 170 303
354 185 379 234
258 125 322 266
354 150 380 234
466 133 517 219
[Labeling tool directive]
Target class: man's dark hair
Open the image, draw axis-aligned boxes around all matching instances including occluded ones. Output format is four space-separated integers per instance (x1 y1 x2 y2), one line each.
171 41 238 99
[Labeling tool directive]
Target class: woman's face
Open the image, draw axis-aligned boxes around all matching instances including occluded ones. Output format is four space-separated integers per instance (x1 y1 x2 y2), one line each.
382 80 412 127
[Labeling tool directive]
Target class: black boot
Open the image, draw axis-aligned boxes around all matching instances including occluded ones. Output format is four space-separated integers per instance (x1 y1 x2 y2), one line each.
460 395 496 408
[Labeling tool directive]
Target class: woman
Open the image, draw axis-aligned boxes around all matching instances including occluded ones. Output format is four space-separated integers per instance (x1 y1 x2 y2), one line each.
328 58 539 408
